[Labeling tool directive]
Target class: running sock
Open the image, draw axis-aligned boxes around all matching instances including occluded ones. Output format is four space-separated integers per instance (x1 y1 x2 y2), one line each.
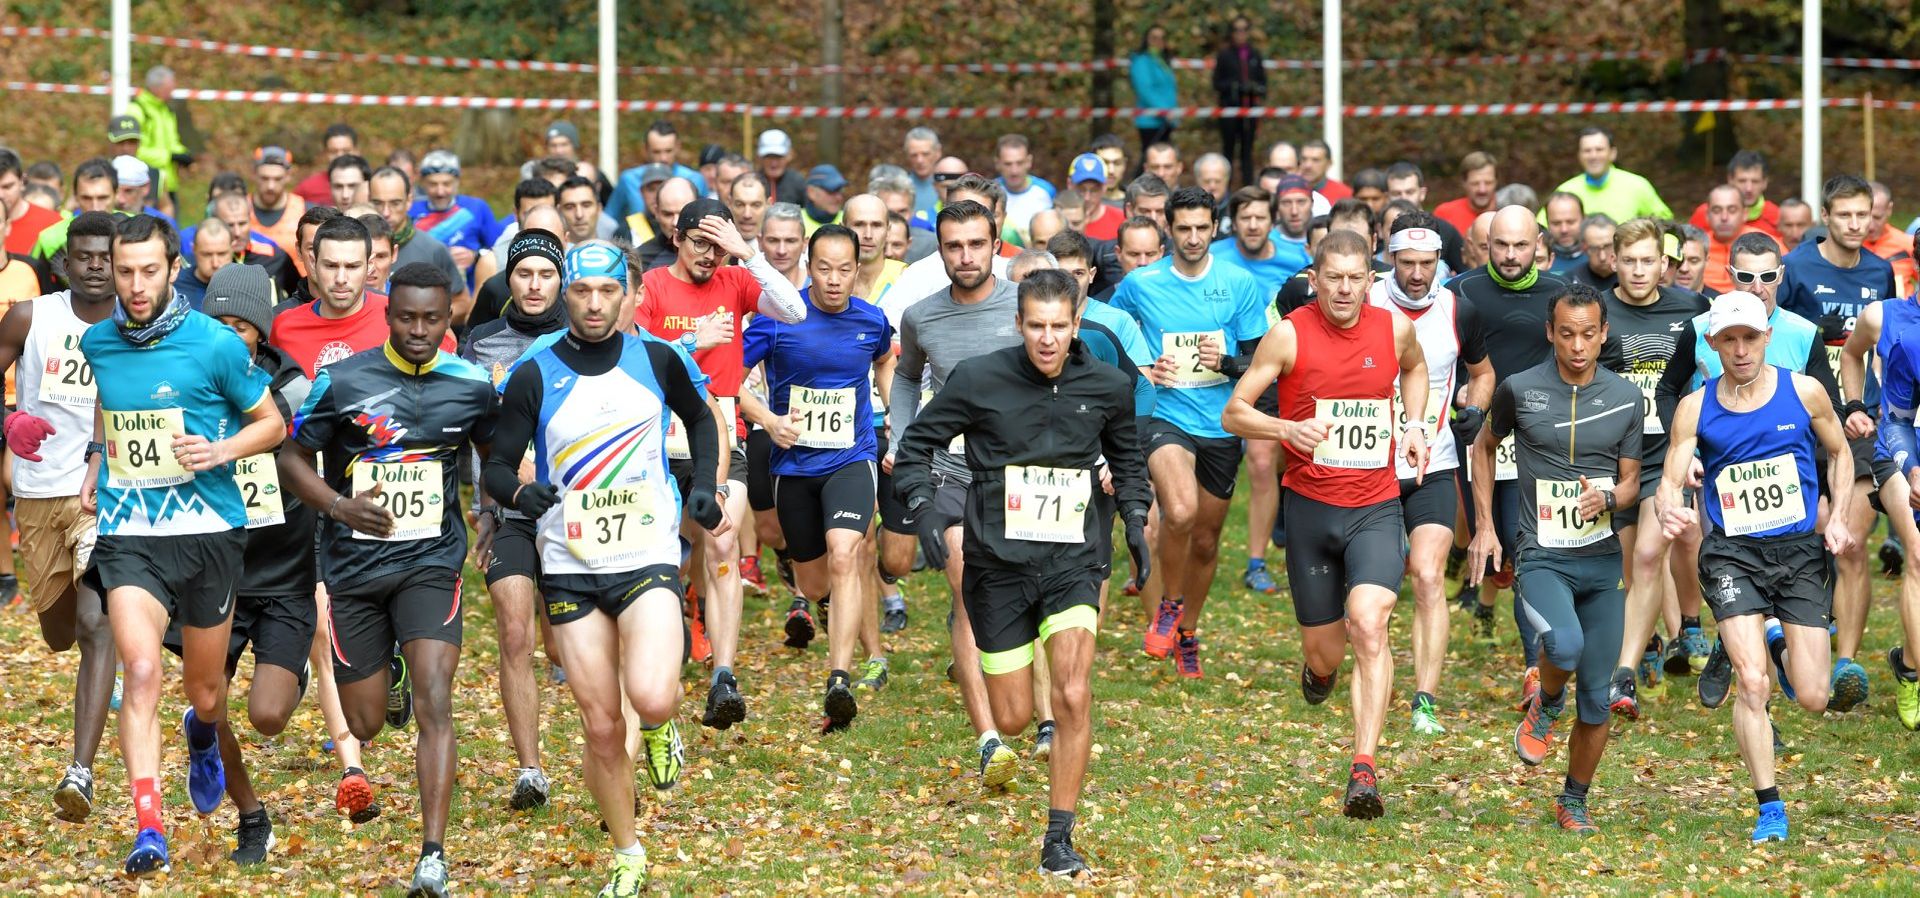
1681 616 1701 632
1046 808 1075 843
1893 647 1918 680
1755 786 1780 808
132 777 163 833
1351 753 1375 771
1177 627 1196 639
828 669 850 689
239 807 268 825
1561 777 1590 802
712 666 734 687
421 841 444 860
186 710 217 751
1037 718 1055 732
1246 557 1266 572
1540 688 1567 711
978 729 1001 750
344 766 367 780
1412 691 1436 711
614 842 643 856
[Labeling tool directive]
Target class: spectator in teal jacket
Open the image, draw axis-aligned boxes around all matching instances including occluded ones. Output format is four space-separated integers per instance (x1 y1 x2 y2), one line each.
1130 26 1179 163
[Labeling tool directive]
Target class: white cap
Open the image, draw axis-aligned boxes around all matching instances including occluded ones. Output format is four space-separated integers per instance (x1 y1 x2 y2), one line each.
757 128 793 158
1707 291 1771 337
111 155 150 188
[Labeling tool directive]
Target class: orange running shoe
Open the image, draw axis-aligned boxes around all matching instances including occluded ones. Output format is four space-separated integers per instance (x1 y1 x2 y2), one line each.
335 769 380 823
1515 665 1541 711
741 556 768 595
1513 692 1561 766
1143 597 1182 658
686 592 713 664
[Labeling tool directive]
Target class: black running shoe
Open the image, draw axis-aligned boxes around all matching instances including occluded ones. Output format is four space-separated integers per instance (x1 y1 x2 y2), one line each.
775 553 797 593
1608 666 1640 720
1301 666 1337 705
230 809 274 864
1343 763 1384 819
783 598 816 649
1039 838 1091 878
703 674 747 730
881 597 908 634
1881 540 1905 579
1698 638 1733 709
822 679 857 734
387 651 413 729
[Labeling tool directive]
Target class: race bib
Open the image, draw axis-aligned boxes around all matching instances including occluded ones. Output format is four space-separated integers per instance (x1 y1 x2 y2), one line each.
1311 398 1392 469
1392 385 1446 440
563 486 660 567
1161 331 1228 388
1623 371 1663 435
667 397 739 460
233 452 285 529
1826 344 1844 382
38 331 96 407
792 386 856 449
350 460 442 542
1536 477 1614 548
103 408 191 489
1003 465 1091 543
1714 453 1806 536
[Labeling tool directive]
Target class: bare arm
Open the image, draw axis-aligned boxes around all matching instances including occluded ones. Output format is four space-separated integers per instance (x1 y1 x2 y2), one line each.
1221 321 1296 442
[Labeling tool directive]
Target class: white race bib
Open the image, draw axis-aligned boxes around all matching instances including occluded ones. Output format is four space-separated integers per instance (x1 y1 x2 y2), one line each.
1392 386 1446 440
792 386 856 450
563 486 661 567
1826 344 1844 382
350 460 442 542
234 453 285 529
1535 477 1614 548
1623 371 1663 435
667 397 739 460
1311 398 1393 469
1161 331 1228 388
38 331 96 407
1714 453 1807 536
103 408 191 489
1003 465 1091 543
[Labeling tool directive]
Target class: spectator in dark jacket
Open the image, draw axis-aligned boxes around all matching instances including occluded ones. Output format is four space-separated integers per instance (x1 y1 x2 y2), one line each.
1211 16 1267 187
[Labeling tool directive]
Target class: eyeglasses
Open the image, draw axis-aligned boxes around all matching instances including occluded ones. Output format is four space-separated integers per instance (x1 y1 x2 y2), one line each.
931 172 964 184
684 237 720 256
1728 265 1783 286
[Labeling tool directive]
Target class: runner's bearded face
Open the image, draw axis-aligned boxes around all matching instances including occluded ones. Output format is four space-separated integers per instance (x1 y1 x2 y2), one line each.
1615 237 1663 302
1392 247 1438 301
1711 325 1770 382
1825 194 1873 252
511 257 559 315
1171 207 1213 266
1548 303 1606 376
938 217 996 292
679 230 723 285
1277 193 1311 239
256 164 289 207
1234 202 1273 257
809 234 857 311
1490 222 1538 282
388 285 452 364
112 236 173 324
1311 250 1373 326
565 276 623 342
315 237 371 315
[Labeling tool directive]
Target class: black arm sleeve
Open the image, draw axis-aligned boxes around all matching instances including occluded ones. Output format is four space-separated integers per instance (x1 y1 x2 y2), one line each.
482 361 543 508
1802 334 1842 411
1219 338 1265 380
1455 295 1488 365
1102 404 1151 520
1654 321 1699 432
649 342 719 498
893 364 976 508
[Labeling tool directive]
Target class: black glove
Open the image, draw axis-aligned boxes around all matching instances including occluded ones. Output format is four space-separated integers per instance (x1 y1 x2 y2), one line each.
513 482 560 519
686 487 723 530
1451 405 1486 446
1124 510 1151 589
171 153 195 169
905 496 949 572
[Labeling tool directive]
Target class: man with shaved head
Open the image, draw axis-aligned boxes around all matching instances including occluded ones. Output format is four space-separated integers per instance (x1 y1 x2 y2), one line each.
1703 183 1766 294
1464 210 1496 272
931 156 969 209
636 177 697 271
844 193 906 303
1448 206 1571 684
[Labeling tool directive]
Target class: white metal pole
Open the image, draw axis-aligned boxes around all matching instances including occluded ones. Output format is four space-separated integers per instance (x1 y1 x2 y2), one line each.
598 0 618 177
1801 0 1820 202
111 0 131 114
1323 0 1342 181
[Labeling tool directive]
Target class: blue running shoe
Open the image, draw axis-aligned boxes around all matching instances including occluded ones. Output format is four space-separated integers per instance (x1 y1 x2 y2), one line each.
124 827 170 875
183 707 226 814
1243 563 1278 595
1766 623 1796 702
1751 800 1788 844
1830 658 1869 712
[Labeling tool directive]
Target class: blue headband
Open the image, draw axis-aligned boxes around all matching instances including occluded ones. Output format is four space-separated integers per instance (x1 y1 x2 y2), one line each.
562 243 628 289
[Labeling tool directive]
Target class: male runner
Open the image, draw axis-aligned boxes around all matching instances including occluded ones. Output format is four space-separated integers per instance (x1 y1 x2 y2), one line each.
1467 284 1641 835
463 228 569 808
743 224 895 732
895 268 1150 877
1224 228 1429 818
80 214 284 874
1661 293 1852 843
485 241 725 896
280 262 498 896
0 212 116 822
1877 329 1920 728
1366 213 1494 735
1117 187 1270 678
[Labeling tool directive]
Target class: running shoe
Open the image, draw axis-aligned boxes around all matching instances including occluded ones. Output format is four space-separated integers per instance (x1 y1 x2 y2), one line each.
0 573 16 605
1174 632 1203 679
231 808 275 864
1699 639 1733 709
854 657 890 692
52 763 93 822
1766 622 1796 702
510 768 551 810
1891 647 1920 730
1039 838 1091 878
1514 693 1562 766
336 769 380 822
1664 631 1696 676
1033 720 1056 762
598 849 648 897
1880 539 1904 579
1686 628 1713 675
1446 546 1466 582
783 598 816 649
1517 666 1541 711
1243 563 1278 595
183 707 226 814
388 651 414 729
740 556 768 595
1343 763 1384 819
1301 666 1337 705
1410 693 1445 735
1121 580 1141 598
686 593 712 664
409 852 450 897
1830 658 1869 712
1555 796 1599 836
1751 800 1788 844
1474 602 1497 644
1638 636 1664 689
816 593 831 631
1491 565 1515 590
775 553 797 594
880 595 908 634
1454 578 1477 614
703 673 747 729
642 721 684 790
979 736 1017 790
822 679 857 734
1143 598 1182 658
123 828 169 876
110 672 123 711
1608 666 1640 720
551 663 568 686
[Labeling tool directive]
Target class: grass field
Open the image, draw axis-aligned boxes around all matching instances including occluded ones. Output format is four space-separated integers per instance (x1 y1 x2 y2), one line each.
2 483 1918 895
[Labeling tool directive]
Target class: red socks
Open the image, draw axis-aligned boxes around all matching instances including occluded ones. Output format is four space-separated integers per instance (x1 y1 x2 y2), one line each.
133 777 164 833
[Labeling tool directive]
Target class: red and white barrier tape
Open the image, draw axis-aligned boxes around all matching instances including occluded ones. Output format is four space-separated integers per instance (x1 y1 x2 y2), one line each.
7 25 1920 77
3 80 1889 118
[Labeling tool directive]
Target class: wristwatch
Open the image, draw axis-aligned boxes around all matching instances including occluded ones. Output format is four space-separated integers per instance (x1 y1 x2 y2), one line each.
1603 489 1618 512
679 332 699 352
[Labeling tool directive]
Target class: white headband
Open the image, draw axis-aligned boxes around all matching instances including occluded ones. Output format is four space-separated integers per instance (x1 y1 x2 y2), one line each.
1388 227 1442 254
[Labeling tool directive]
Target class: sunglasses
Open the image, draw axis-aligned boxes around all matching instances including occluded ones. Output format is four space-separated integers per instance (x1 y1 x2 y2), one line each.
1728 266 1782 286
932 172 965 184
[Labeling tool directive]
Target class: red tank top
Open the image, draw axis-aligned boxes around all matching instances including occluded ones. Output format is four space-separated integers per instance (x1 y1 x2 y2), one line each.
1278 302 1402 507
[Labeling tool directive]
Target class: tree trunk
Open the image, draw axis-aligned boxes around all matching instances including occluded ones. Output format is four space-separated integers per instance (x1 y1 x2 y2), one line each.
819 0 844 166
1679 0 1737 168
454 109 522 166
1090 0 1115 140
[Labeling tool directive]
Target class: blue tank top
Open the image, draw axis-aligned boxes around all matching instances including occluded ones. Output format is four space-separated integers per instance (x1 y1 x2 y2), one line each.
1699 367 1819 538
1690 306 1819 389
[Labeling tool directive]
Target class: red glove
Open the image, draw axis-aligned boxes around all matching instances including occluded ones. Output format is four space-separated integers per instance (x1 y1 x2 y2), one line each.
4 411 56 462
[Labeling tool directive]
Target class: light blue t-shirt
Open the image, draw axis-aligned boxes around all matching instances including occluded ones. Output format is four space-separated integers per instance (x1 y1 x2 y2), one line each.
84 309 271 536
1211 236 1309 304
1111 255 1271 438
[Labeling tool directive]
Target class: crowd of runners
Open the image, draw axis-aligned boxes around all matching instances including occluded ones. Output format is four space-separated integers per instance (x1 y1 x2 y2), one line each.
5 72 1920 893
